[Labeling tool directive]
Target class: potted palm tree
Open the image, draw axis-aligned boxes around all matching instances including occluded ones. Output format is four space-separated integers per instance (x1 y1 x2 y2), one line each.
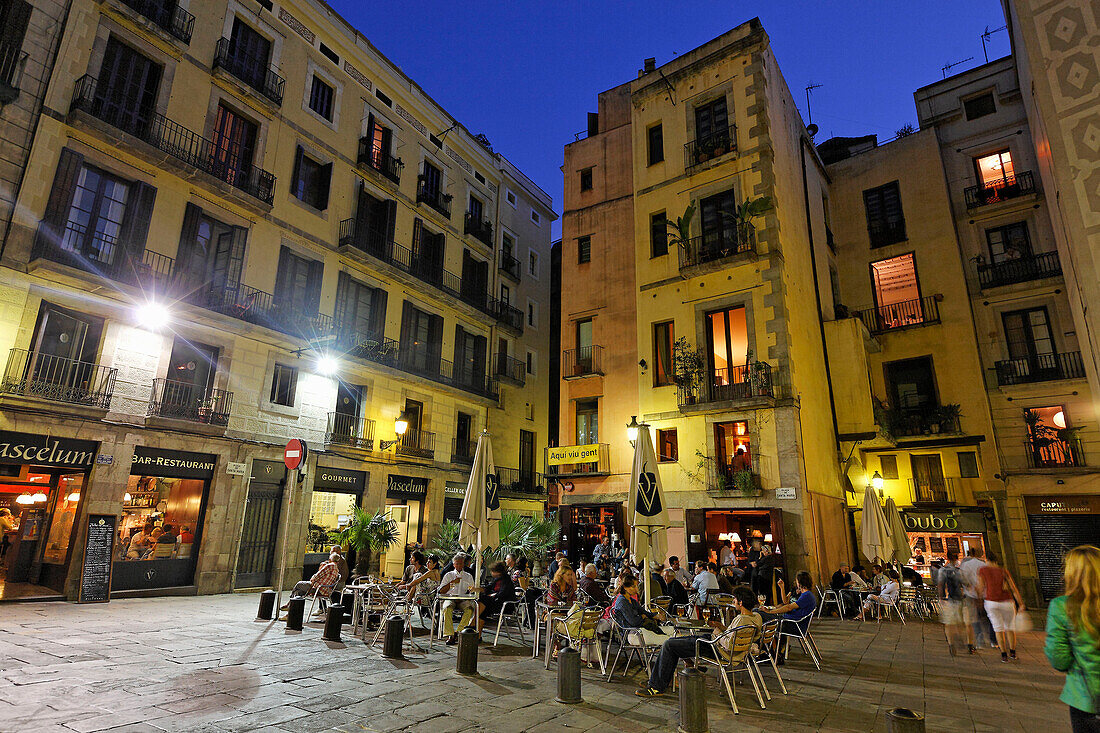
673 336 705 404
337 507 400 577
721 196 773 252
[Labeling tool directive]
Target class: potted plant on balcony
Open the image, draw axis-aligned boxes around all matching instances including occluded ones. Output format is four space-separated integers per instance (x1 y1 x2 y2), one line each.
673 336 705 405
721 196 773 253
663 203 696 251
936 403 962 434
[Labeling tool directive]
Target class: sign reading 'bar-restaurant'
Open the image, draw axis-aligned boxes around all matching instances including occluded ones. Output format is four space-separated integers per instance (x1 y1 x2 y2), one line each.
0 430 99 468
547 444 601 466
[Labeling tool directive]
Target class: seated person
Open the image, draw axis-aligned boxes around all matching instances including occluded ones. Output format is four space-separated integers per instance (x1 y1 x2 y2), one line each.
578 563 612 607
759 572 816 657
871 564 890 591
476 562 516 637
692 561 720 610
611 577 666 647
900 565 924 587
283 552 341 610
440 553 477 645
661 568 689 609
126 522 156 560
636 585 762 697
548 566 578 606
397 551 439 601
857 568 900 620
649 563 668 599
717 565 738 596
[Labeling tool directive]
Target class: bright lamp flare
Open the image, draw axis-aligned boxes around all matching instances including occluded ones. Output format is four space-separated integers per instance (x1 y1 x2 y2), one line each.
66 492 81 502
316 354 338 376
137 301 170 329
16 493 33 505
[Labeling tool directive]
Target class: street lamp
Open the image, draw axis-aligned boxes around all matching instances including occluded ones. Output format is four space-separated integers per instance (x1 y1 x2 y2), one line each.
871 470 884 500
136 300 170 329
316 352 338 376
380 410 411 450
626 415 641 446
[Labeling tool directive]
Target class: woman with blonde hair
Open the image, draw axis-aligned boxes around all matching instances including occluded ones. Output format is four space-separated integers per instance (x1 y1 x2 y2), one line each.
547 565 577 607
1045 545 1100 732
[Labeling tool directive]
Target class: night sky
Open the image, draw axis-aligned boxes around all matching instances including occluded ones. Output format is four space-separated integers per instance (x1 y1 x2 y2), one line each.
333 1 1012 238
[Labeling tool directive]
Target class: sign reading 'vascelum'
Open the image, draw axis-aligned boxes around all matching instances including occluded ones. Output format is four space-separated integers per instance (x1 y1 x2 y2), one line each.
0 430 99 468
547 444 600 466
387 474 429 498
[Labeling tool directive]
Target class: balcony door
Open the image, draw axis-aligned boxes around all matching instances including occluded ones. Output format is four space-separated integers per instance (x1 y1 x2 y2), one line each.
714 421 751 488
694 97 728 147
63 165 130 267
468 194 484 224
26 304 104 400
453 326 486 388
421 161 442 198
704 305 748 398
95 37 161 136
871 253 924 329
519 429 536 485
910 454 948 503
986 222 1031 264
1003 307 1056 380
274 247 322 320
455 411 473 459
699 189 738 257
176 205 246 306
402 398 424 450
228 17 272 89
576 399 598 445
975 150 1015 189
161 339 218 420
365 114 393 167
334 272 386 343
460 249 488 305
399 302 442 375
211 104 258 187
332 383 362 442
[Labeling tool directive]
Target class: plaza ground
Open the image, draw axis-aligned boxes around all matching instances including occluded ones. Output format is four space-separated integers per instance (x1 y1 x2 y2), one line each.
0 593 1072 732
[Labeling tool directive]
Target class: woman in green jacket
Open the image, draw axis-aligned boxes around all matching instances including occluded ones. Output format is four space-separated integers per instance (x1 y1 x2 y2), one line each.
1045 544 1100 732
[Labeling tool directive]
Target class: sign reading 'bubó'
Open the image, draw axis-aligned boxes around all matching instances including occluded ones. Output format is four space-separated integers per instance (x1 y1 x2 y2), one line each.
546 444 601 466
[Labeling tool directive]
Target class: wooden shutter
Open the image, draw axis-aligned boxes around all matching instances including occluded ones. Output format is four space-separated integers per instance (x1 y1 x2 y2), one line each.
411 218 423 256
369 287 387 338
316 162 332 210
306 257 323 314
34 148 84 256
365 113 376 151
291 146 304 199
226 226 247 293
473 334 487 381
0 2 31 52
428 313 444 372
274 246 293 302
334 271 350 330
173 203 204 289
398 301 416 364
383 199 398 243
118 181 157 261
453 325 467 380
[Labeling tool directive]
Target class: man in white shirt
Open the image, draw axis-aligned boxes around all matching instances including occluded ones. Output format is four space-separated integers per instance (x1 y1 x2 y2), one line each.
959 548 994 648
669 556 692 588
691 561 720 612
858 569 900 620
440 553 476 644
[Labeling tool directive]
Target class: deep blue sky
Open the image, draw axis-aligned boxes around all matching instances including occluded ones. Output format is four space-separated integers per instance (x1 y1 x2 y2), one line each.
335 1 1011 239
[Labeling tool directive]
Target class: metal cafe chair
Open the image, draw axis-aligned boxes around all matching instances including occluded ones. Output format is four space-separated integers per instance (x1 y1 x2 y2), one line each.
546 606 605 673
750 619 788 699
778 614 822 670
306 583 336 621
816 583 846 619
898 586 925 620
492 587 528 647
693 624 767 713
603 614 661 682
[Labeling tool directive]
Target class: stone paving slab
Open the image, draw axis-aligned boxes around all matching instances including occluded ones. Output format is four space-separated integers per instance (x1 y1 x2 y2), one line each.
0 593 1073 732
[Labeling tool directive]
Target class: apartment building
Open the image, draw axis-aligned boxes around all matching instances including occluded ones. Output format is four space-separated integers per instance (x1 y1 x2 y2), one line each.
557 20 850 582
0 0 554 602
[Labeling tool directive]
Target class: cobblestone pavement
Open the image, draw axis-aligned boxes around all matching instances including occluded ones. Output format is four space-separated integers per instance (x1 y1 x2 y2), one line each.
0 594 1072 733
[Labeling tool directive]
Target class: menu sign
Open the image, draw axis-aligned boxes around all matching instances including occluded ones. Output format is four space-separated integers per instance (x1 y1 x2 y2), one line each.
78 514 116 604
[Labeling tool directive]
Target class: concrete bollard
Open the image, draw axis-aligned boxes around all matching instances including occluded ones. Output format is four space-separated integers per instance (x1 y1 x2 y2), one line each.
886 708 925 733
382 615 405 659
322 604 344 642
555 645 582 704
677 667 709 733
286 597 305 631
256 590 276 620
455 626 479 676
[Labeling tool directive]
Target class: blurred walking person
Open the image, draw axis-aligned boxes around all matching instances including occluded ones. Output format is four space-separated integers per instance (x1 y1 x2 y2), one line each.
936 550 970 656
1045 545 1100 733
978 551 1024 662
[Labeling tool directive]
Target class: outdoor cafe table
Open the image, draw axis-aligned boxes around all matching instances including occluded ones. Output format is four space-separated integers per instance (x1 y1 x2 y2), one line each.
348 580 398 637
532 600 571 660
672 617 711 636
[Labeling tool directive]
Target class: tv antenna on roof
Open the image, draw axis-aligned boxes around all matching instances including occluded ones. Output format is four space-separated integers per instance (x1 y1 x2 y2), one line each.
805 82 823 125
942 57 975 78
981 25 1007 63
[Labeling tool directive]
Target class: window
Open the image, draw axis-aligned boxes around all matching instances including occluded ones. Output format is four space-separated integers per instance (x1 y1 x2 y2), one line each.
705 306 748 384
986 222 1031 263
699 189 739 254
0 2 30 90
958 451 979 478
653 321 674 386
429 133 443 149
579 168 593 191
211 103 258 187
650 211 668 257
531 210 540 224
1025 405 1080 467
694 97 729 147
318 42 339 65
657 428 678 462
863 181 906 247
63 164 131 267
1003 307 1055 376
270 363 298 406
527 301 537 328
275 246 323 317
468 194 484 224
291 146 332 210
974 150 1015 188
648 124 664 165
526 350 535 375
576 398 598 444
528 250 539 277
228 17 273 87
714 421 751 482
308 75 335 121
964 93 995 121
911 454 948 502
871 253 925 327
97 37 162 136
375 88 392 107
421 161 442 197
884 356 937 412
506 190 517 207
577 235 591 264
879 455 899 480
475 171 486 184
500 283 510 304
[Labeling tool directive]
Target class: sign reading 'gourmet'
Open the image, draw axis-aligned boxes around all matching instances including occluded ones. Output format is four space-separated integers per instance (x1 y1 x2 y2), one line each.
315 466 366 493
131 446 217 480
547 444 601 466
0 430 99 468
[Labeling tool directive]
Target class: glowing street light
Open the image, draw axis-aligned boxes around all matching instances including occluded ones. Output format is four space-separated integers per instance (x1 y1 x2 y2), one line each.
136 301 170 329
316 353 339 376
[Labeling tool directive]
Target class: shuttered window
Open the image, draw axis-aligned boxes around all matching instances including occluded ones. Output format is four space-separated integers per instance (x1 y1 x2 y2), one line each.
291 146 332 210
863 181 906 247
308 75 335 121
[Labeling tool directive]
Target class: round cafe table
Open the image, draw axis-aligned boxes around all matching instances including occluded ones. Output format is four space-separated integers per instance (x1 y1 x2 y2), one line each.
532 600 571 660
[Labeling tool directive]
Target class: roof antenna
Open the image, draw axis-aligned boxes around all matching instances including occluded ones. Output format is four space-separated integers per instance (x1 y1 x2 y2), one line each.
805 82 822 125
981 25 1007 63
942 56 974 78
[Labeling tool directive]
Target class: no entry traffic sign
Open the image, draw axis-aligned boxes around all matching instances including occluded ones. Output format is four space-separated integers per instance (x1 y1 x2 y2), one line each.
284 438 307 471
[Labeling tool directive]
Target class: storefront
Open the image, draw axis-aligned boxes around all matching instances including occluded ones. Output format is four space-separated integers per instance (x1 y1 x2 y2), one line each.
1025 495 1100 601
902 508 990 580
383 474 428 577
443 482 467 524
559 503 625 565
684 508 784 568
303 465 366 578
112 446 216 593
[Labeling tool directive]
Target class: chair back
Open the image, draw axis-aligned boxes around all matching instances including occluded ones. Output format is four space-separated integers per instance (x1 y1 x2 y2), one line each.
722 623 758 663
759 619 780 648
152 543 174 559
652 596 671 612
579 607 602 633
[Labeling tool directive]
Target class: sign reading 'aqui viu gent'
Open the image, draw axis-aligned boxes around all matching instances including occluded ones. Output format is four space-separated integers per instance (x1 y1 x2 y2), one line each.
387 474 429 497
0 430 99 468
131 446 217 480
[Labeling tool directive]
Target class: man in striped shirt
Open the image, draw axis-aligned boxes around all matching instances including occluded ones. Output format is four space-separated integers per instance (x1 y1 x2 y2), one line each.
281 555 341 610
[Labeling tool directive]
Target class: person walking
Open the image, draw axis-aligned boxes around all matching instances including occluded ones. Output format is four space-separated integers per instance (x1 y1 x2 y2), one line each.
977 551 1024 662
937 549 970 656
1045 545 1100 733
960 548 996 649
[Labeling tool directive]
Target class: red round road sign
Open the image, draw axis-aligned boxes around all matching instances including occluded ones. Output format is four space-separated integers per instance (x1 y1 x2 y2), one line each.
284 439 307 470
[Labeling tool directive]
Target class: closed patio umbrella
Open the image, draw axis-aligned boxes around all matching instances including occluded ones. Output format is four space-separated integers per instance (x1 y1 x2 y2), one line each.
628 424 669 603
458 431 501 584
859 486 891 565
884 497 911 565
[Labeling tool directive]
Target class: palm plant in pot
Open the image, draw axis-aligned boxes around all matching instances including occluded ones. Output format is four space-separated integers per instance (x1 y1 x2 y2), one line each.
672 336 706 404
336 507 400 577
720 196 773 253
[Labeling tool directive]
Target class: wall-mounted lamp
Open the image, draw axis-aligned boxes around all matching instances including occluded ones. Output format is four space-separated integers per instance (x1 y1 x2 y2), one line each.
135 300 171 330
764 533 773 543
316 353 339 376
871 470 884 500
379 410 411 450
627 415 641 446
15 493 34 505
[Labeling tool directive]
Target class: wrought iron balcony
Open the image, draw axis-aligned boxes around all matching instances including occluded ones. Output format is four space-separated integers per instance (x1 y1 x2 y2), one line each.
889 406 961 438
964 171 1037 209
71 75 276 204
326 412 375 450
1025 436 1085 469
1 348 116 410
544 444 611 478
118 0 195 43
0 39 28 104
868 220 907 248
464 212 493 247
396 428 434 459
148 378 232 426
190 282 332 341
977 251 1061 289
685 125 737 170
356 136 402 185
496 353 526 385
495 466 544 495
676 362 775 409
499 251 521 281
995 351 1085 386
850 295 941 335
489 297 524 332
678 226 756 270
416 177 452 219
212 38 285 106
908 477 959 505
452 438 476 464
31 222 175 288
563 345 603 378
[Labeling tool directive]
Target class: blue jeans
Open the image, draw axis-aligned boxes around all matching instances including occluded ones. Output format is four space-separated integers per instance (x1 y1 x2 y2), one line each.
647 634 716 692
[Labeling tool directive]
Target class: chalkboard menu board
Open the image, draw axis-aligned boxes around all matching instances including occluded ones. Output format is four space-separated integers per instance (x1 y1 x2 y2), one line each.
79 514 117 604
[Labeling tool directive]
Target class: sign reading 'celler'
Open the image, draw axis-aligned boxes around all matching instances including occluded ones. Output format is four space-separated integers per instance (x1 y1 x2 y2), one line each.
547 444 601 466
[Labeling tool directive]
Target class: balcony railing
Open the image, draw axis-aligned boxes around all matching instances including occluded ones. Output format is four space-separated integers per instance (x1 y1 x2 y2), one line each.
464 212 493 247
1 348 116 410
499 251 521 281
212 38 285 106
995 351 1085 386
495 466 544 495
356 136 402 184
889 407 961 438
545 444 611 478
452 438 476 464
0 40 28 104
119 0 195 43
490 298 524 332
71 75 276 204
417 178 452 218
32 222 176 288
148 378 231 426
1025 436 1085 469
908 477 959 504
964 171 1037 209
706 459 762 497
677 363 775 409
851 295 941 335
678 226 756 270
496 353 526 385
326 412 375 450
868 220 907 248
684 125 737 170
397 428 435 459
977 251 1061 289
191 282 332 341
563 346 603 378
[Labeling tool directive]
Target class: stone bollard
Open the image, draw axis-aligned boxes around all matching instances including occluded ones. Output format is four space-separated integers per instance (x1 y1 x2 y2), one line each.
677 667 709 733
322 604 344 642
886 708 925 733
256 590 276 620
455 627 479 676
555 645 582 704
286 597 305 631
382 615 405 659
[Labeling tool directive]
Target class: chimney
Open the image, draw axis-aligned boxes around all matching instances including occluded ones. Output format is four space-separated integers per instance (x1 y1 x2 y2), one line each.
643 57 656 73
